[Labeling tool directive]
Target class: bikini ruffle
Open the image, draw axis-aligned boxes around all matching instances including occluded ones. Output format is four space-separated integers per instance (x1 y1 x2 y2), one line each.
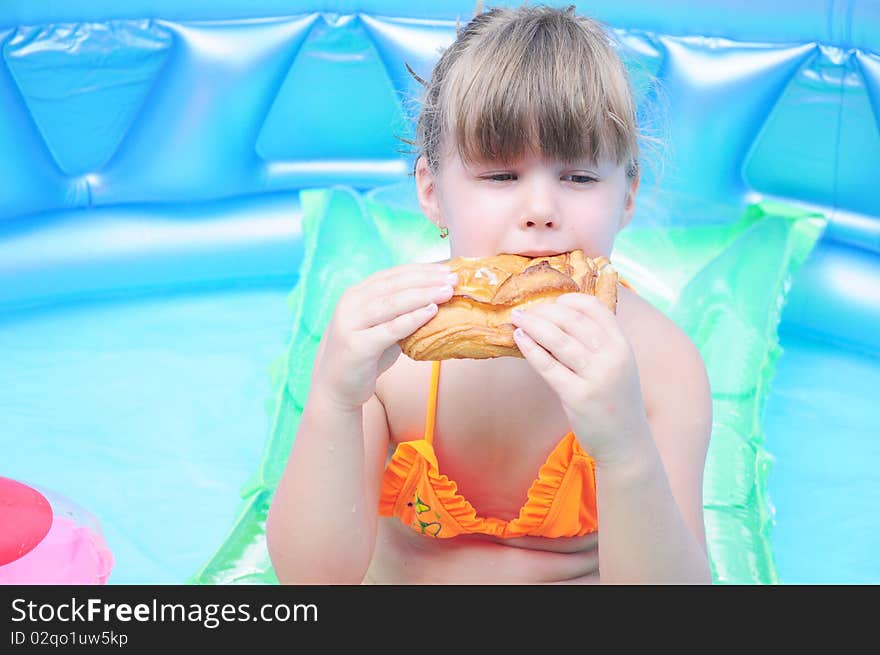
378 433 598 539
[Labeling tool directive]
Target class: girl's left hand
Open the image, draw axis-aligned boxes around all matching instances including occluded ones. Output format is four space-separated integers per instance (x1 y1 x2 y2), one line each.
510 292 651 465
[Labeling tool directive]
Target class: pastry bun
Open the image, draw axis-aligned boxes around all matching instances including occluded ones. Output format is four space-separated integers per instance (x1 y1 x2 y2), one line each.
399 250 619 360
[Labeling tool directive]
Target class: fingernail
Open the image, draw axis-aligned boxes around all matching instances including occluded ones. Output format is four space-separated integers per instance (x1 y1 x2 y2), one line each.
511 309 523 319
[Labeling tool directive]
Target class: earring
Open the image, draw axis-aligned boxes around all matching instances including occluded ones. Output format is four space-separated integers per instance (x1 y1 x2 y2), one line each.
439 225 449 239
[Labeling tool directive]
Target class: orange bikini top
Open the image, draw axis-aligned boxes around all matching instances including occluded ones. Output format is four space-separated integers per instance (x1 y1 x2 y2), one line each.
378 360 598 539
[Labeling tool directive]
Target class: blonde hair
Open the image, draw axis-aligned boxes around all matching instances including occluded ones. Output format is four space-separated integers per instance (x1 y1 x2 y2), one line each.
402 3 641 180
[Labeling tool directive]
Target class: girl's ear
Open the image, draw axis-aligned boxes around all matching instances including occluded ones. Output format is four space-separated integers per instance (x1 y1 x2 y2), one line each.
415 156 443 228
619 172 641 230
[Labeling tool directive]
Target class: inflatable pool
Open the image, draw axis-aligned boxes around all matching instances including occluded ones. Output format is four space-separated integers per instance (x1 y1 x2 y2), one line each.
1 1 878 584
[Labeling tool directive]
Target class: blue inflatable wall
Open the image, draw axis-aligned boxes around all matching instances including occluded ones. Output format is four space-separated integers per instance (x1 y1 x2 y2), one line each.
1 1 878 583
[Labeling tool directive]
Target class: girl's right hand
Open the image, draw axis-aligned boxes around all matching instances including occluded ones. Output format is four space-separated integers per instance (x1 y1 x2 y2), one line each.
311 262 457 411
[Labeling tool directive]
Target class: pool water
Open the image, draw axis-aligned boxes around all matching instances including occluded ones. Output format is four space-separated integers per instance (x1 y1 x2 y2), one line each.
764 328 880 584
0 285 293 584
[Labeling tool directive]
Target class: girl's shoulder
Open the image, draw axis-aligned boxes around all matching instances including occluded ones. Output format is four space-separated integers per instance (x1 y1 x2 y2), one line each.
617 285 710 417
618 283 702 350
616 283 671 340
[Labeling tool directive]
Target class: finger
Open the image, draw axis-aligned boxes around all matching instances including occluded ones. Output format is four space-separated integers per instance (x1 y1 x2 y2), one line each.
346 262 457 329
362 300 441 346
513 326 580 389
510 306 594 374
515 301 604 354
555 293 619 340
366 261 454 288
359 283 455 329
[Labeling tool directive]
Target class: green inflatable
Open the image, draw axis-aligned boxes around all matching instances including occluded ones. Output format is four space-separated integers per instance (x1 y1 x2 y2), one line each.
192 181 825 585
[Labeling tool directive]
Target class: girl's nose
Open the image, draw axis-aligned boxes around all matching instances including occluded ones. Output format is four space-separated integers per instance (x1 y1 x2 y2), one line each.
519 173 558 230
523 217 555 229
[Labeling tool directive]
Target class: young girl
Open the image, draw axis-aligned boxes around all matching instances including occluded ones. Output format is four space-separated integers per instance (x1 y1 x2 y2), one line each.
266 4 713 584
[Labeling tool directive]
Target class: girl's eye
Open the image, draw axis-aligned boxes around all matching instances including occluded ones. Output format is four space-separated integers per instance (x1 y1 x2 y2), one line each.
485 174 597 183
566 175 597 184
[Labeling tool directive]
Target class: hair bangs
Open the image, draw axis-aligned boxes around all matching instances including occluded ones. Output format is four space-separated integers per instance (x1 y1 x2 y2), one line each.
412 5 643 179
443 14 635 169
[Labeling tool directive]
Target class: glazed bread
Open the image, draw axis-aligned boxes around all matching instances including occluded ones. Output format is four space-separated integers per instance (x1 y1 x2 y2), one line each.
399 250 619 360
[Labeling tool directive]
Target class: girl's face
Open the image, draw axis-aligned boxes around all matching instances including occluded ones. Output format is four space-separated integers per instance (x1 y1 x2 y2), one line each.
415 146 639 259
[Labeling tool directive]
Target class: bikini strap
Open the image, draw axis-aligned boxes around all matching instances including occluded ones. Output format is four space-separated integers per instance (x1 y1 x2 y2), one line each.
424 360 441 445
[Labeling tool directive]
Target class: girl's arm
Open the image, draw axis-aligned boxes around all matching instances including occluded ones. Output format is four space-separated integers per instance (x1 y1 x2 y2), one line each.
594 322 713 584
510 292 713 584
266 384 390 584
267 261 455 583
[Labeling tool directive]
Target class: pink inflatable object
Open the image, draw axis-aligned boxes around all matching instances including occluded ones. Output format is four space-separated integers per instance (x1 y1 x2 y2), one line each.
0 478 114 585
0 476 52 565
